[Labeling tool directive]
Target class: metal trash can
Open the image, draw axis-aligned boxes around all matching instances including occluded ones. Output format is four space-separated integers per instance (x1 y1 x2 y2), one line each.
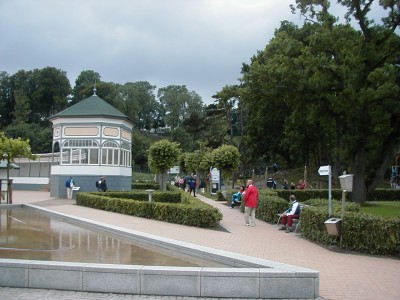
324 218 342 236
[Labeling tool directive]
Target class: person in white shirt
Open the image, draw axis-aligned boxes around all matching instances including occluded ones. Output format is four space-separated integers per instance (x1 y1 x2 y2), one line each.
279 195 300 233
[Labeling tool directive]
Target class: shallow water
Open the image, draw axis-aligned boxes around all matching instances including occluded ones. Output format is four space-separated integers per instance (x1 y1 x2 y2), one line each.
0 206 229 267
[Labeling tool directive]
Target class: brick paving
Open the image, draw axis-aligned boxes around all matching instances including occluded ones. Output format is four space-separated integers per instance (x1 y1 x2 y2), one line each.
1 191 399 300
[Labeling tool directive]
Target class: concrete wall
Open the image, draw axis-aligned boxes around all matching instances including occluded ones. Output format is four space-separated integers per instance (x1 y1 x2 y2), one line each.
0 204 319 299
50 175 132 198
9 162 52 178
0 260 319 299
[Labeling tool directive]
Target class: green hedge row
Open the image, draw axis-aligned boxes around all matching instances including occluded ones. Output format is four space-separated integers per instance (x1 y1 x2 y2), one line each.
300 205 399 256
100 190 181 203
224 189 399 256
275 188 400 202
276 189 348 202
76 190 222 228
268 197 400 256
365 188 400 201
131 182 160 190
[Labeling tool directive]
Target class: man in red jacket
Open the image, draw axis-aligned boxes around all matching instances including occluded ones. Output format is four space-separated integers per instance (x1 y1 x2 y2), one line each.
244 179 259 227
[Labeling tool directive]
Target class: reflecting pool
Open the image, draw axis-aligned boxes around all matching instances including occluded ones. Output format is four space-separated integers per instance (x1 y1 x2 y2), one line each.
0 206 229 267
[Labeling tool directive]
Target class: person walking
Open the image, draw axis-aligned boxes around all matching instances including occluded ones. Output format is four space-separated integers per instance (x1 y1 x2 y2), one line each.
244 179 259 227
65 176 74 199
189 175 196 197
100 177 108 192
199 179 206 195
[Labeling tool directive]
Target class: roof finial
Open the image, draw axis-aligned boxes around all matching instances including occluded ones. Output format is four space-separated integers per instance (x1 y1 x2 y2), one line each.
93 81 97 96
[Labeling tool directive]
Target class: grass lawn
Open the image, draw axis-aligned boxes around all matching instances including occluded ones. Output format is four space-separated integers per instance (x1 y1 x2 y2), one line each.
361 201 400 218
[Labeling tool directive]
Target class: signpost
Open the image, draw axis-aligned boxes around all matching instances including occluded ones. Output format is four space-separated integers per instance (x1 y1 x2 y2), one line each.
210 167 221 195
318 165 332 216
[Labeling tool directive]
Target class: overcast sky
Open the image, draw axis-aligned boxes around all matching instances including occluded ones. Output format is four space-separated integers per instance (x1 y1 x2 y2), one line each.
0 0 305 104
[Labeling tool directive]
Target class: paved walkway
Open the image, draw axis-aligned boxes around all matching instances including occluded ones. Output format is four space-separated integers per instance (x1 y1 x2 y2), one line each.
1 191 399 300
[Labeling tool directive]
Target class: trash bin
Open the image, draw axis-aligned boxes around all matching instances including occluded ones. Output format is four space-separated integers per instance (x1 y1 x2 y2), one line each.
324 218 342 236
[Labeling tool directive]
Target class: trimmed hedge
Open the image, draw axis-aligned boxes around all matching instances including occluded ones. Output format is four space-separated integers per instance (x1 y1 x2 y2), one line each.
131 182 160 190
300 206 400 256
235 190 399 256
76 190 222 228
276 189 347 202
365 188 400 201
256 195 288 223
276 188 400 202
100 190 181 203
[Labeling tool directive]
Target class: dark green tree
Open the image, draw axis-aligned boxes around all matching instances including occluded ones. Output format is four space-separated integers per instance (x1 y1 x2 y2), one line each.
291 0 400 203
171 127 194 151
72 70 101 103
1 70 35 127
240 0 400 203
118 81 158 131
158 85 204 131
0 72 12 128
202 104 229 149
31 67 71 121
212 85 240 145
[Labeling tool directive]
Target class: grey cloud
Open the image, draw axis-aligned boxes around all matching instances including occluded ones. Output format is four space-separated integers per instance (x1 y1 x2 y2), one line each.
0 0 298 103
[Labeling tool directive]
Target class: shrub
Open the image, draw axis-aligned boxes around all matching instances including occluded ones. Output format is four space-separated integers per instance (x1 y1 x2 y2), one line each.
301 207 400 256
276 188 400 202
256 194 288 223
76 189 222 228
131 182 160 190
103 190 181 203
253 194 399 256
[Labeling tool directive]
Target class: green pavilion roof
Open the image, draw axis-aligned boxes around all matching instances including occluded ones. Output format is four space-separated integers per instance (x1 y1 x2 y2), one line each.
49 94 132 124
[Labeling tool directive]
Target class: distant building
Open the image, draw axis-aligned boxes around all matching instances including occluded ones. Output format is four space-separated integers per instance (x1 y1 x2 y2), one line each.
48 90 133 198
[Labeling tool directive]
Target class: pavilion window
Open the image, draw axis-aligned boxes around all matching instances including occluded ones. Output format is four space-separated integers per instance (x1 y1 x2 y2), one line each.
102 141 120 165
89 149 99 164
61 149 70 164
62 139 99 165
121 142 131 167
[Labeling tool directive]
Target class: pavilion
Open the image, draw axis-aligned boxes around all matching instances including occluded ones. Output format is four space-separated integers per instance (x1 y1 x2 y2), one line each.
48 89 133 198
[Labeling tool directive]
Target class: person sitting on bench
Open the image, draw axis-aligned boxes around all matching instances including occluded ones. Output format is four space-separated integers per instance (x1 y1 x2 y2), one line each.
230 186 245 208
279 195 300 232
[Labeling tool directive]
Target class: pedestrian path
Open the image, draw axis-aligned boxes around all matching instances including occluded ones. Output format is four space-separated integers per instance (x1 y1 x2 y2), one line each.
2 191 400 300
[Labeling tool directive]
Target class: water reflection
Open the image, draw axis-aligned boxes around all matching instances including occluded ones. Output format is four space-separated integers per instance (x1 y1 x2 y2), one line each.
0 206 229 267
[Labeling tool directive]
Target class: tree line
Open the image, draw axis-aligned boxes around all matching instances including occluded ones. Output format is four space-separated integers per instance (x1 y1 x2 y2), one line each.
0 0 399 203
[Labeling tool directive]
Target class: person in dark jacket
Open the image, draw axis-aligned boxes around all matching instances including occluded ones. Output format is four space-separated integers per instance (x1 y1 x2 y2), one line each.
188 175 196 197
99 176 107 192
